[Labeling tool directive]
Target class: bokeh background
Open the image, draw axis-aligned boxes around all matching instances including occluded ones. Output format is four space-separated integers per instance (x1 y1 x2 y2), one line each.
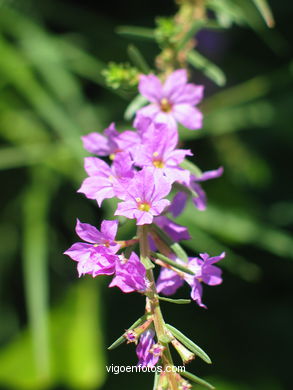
0 0 292 389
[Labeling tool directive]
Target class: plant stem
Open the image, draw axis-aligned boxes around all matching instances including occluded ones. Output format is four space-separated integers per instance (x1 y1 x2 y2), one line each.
138 225 178 390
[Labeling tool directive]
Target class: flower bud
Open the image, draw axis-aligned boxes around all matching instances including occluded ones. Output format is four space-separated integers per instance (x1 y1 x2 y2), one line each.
171 338 195 364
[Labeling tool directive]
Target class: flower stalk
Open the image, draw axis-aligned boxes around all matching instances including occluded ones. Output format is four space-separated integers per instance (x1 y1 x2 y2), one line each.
138 225 178 390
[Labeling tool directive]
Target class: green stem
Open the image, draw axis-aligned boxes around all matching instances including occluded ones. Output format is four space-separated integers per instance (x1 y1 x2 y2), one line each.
138 225 178 390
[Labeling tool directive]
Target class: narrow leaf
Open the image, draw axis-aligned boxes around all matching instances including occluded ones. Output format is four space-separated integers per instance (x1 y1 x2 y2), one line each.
170 243 188 263
180 159 203 178
127 44 150 74
108 315 147 350
22 167 56 382
158 297 191 304
153 370 160 390
181 371 215 390
151 252 194 275
165 324 212 364
116 26 155 40
124 94 148 120
187 50 226 87
151 224 189 263
252 0 275 28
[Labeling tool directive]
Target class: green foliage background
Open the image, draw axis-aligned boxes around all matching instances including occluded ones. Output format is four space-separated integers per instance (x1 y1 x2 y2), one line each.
0 0 292 389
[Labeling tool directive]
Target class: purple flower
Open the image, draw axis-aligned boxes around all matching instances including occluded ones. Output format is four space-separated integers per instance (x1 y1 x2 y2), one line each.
135 69 204 131
82 122 141 159
170 166 224 217
82 122 120 158
136 329 160 367
131 121 192 184
78 152 134 206
154 216 191 242
64 219 120 277
156 252 225 308
109 252 147 293
115 168 171 225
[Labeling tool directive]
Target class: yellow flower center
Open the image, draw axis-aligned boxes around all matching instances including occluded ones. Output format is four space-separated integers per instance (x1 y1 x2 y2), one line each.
153 159 165 168
136 198 151 211
160 98 172 113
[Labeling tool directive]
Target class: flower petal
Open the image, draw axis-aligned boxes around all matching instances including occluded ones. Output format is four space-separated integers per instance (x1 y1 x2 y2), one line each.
138 74 163 102
175 84 204 105
173 104 203 130
75 219 103 243
163 69 188 99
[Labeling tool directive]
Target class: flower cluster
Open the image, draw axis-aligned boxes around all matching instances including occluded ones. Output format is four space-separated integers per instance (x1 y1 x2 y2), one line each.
65 69 225 374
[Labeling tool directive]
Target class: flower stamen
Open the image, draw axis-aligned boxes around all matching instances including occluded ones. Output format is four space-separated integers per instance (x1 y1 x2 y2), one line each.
160 98 172 113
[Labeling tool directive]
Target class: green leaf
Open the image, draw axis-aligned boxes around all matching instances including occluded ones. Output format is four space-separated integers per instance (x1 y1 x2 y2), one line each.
124 94 148 120
0 280 106 389
127 44 150 73
187 50 226 87
180 159 203 177
158 297 191 304
22 167 57 383
151 252 194 275
179 203 293 262
170 243 189 263
151 224 189 262
153 370 160 390
181 371 215 390
116 25 155 40
108 314 147 350
251 0 275 28
165 324 212 364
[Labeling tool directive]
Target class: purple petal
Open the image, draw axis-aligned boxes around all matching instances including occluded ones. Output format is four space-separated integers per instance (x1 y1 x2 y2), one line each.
134 105 160 127
136 330 159 367
173 104 203 130
109 252 147 293
202 265 223 286
78 176 115 206
195 167 224 182
163 69 188 100
64 242 92 262
163 167 190 185
175 84 204 105
100 220 118 241
81 132 109 155
84 157 111 177
152 170 172 201
169 192 188 217
156 267 184 296
115 200 136 219
75 219 103 243
134 210 155 225
190 280 207 308
201 251 225 265
191 183 207 211
154 216 191 241
154 111 178 131
138 74 163 103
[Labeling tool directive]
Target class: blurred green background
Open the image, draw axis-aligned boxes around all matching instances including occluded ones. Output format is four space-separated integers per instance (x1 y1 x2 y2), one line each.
0 0 292 389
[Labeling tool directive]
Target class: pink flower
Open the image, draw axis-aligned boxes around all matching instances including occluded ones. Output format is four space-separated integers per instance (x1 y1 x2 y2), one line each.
131 121 192 185
169 166 224 217
82 122 141 159
135 69 204 131
136 330 160 367
109 252 147 293
156 252 225 308
78 152 134 206
64 219 120 277
114 168 171 225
